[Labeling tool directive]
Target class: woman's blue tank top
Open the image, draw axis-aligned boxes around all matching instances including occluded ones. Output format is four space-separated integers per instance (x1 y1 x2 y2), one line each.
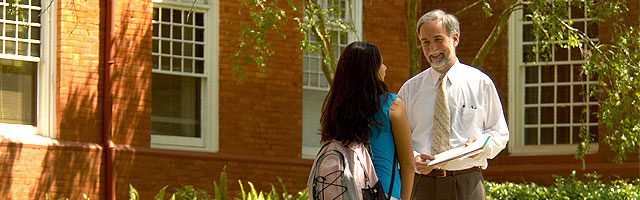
369 93 401 199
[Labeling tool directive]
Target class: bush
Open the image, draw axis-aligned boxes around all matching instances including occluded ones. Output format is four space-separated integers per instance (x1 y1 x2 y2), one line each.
486 171 640 200
129 169 637 199
130 166 308 200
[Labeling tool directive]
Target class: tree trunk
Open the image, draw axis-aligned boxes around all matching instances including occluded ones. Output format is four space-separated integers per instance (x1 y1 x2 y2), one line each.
407 0 419 78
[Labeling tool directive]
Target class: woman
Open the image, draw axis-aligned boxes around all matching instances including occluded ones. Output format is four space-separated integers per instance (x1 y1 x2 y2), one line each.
320 41 415 200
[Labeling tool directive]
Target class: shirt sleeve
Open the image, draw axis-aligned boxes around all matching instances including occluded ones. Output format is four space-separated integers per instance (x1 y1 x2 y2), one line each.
398 83 420 158
478 80 509 159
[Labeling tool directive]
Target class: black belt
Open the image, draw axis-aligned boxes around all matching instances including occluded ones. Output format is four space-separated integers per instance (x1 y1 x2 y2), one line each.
422 167 481 178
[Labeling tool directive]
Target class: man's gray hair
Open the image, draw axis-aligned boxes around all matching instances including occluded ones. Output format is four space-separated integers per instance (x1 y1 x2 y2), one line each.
416 9 460 38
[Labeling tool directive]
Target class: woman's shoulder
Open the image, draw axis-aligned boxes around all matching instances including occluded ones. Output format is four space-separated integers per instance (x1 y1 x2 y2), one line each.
381 92 399 100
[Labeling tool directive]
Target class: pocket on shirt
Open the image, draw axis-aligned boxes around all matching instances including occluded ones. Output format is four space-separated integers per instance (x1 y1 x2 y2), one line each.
459 107 483 133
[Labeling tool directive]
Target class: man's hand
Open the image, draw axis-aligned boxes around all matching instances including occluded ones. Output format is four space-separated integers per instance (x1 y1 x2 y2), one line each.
415 153 436 175
465 136 483 158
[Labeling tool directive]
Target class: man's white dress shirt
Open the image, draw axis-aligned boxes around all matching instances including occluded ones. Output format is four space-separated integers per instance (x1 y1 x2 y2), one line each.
398 59 509 171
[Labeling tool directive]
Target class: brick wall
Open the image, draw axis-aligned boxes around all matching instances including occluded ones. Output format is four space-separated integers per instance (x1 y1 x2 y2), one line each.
218 0 304 158
363 0 410 93
3 0 635 199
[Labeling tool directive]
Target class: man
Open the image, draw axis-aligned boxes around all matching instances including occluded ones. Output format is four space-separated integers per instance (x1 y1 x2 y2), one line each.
398 9 509 200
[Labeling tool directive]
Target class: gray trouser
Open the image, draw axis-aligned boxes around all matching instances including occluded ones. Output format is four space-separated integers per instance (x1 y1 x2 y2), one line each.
410 170 485 200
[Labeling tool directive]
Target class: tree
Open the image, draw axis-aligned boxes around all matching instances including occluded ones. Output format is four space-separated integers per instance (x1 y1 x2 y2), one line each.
234 0 640 164
232 0 356 85
466 0 637 165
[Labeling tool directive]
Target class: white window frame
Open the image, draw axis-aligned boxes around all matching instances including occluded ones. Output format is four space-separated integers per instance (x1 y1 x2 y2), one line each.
0 0 57 139
507 4 598 156
150 0 219 152
302 0 362 159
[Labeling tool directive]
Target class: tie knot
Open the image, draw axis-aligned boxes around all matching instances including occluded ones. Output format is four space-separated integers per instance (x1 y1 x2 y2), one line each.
438 74 447 83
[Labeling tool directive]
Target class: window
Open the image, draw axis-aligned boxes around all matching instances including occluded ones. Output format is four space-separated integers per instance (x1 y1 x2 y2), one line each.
151 0 219 151
508 2 598 155
302 0 362 158
0 0 56 137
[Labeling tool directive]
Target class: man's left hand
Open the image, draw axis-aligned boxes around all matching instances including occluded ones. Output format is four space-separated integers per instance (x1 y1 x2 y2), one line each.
465 136 483 158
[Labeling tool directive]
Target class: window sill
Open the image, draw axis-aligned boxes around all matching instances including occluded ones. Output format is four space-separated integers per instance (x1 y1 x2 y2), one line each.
509 143 599 156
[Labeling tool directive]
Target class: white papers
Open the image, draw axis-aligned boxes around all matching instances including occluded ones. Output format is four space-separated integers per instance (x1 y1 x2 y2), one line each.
427 136 491 166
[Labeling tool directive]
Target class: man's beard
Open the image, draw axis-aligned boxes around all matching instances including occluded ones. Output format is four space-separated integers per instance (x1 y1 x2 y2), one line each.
427 51 452 72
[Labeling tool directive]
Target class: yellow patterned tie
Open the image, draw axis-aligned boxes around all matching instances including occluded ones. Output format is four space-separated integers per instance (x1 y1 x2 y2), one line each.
432 74 450 155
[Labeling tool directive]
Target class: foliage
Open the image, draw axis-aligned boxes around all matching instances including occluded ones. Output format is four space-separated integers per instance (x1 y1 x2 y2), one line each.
582 25 640 163
233 0 356 85
486 171 640 200
233 0 640 164
214 166 228 200
131 166 307 200
232 0 289 81
467 0 638 164
514 0 638 163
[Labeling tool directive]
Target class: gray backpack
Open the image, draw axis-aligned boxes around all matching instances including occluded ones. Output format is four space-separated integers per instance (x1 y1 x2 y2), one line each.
307 140 387 200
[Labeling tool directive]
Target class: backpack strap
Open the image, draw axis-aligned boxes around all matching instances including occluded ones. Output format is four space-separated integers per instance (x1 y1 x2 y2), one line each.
387 151 397 200
348 143 374 188
366 140 397 200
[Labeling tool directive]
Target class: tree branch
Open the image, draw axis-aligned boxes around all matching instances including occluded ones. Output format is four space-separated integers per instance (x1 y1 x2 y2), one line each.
471 0 523 67
455 0 483 17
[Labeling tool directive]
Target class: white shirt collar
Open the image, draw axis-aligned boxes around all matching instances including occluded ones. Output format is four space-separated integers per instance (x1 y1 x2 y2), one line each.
429 58 461 86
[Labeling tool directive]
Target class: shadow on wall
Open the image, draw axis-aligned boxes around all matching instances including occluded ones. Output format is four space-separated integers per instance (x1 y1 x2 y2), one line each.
0 0 151 199
0 142 22 198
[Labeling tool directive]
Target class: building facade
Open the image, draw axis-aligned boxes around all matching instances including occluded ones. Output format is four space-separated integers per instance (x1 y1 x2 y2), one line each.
0 0 638 199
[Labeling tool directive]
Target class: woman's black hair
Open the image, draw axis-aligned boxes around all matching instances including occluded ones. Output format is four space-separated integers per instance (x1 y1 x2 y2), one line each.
320 41 389 145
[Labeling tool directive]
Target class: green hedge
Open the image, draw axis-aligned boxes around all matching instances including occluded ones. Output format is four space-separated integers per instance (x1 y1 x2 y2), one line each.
486 171 640 200
122 170 638 200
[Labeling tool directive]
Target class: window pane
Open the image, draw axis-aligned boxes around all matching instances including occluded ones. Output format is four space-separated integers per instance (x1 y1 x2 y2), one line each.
540 127 554 145
171 58 181 72
524 107 538 124
524 128 538 145
30 9 40 24
554 45 568 61
184 59 193 73
589 105 598 123
572 126 582 144
161 8 171 22
184 27 193 41
195 28 204 42
573 105 585 123
525 66 538 84
573 85 586 102
6 23 16 38
151 73 201 137
172 10 182 23
30 43 39 57
525 87 538 104
302 90 329 149
172 26 182 40
523 45 535 62
195 13 204 26
589 126 598 142
540 106 554 124
18 41 28 56
523 24 535 42
557 86 570 103
556 127 570 144
557 65 570 82
31 26 40 40
0 60 37 125
195 60 204 73
557 105 569 124
161 24 170 38
541 86 554 104
541 65 554 83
